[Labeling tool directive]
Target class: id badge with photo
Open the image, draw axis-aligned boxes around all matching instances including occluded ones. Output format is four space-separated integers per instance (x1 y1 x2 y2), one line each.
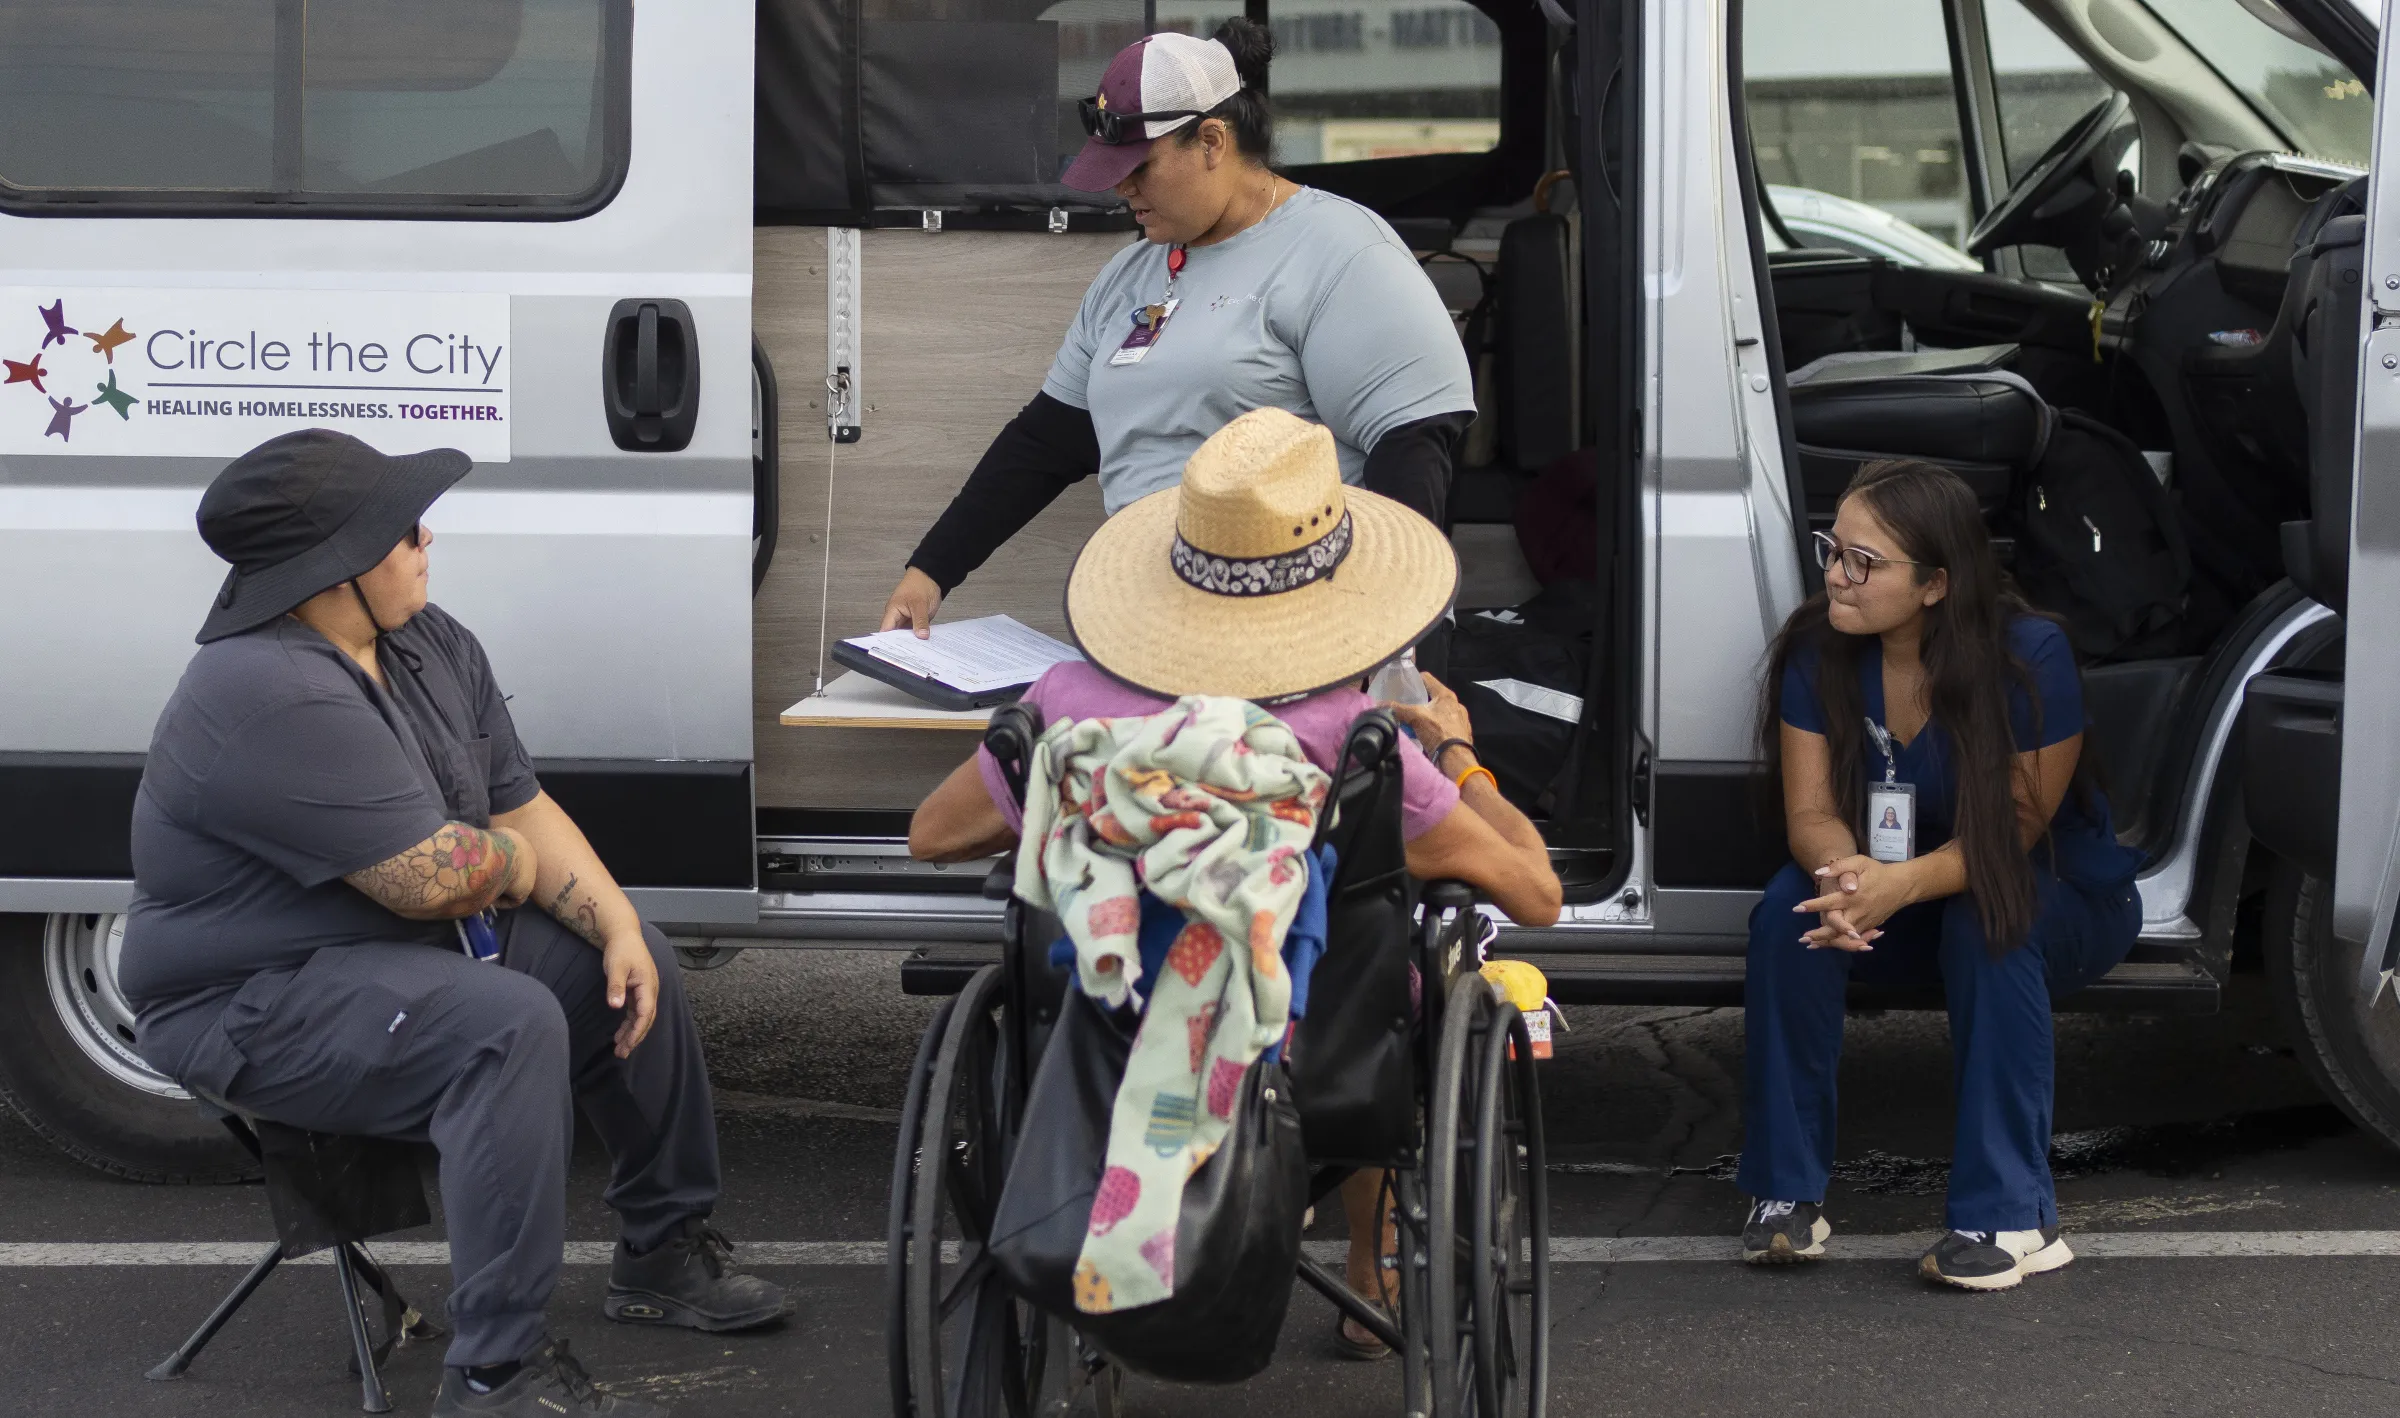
1108 298 1180 366
1867 780 1917 864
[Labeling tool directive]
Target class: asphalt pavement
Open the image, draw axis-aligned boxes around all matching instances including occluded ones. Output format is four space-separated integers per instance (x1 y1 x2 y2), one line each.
5 946 2399 1417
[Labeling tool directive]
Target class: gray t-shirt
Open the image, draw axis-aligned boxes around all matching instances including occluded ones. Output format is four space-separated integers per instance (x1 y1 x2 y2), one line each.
121 606 540 1073
1043 187 1476 513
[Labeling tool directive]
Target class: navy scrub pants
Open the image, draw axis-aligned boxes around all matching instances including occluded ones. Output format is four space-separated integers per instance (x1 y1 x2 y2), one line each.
185 913 718 1369
1736 861 2139 1232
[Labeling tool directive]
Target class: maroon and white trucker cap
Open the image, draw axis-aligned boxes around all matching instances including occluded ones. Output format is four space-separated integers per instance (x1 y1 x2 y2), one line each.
1060 32 1243 192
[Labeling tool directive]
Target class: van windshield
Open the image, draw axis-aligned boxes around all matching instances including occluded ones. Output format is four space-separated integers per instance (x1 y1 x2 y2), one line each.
2139 0 2372 167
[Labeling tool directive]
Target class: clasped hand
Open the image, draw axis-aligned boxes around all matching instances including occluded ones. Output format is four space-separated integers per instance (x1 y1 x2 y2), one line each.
1794 854 1914 952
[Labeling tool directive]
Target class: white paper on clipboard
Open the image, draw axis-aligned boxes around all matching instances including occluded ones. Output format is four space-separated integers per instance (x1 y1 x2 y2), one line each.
842 615 1082 695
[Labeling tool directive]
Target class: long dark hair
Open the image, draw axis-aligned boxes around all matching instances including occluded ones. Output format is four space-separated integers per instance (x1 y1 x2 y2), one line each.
1759 460 2097 952
1176 19 1275 161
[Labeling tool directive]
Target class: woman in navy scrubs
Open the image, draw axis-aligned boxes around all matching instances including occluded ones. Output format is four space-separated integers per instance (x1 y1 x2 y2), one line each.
1737 459 2143 1290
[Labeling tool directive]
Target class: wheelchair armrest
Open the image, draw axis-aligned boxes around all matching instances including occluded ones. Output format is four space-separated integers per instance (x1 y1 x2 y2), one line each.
1422 879 1477 911
982 860 1015 901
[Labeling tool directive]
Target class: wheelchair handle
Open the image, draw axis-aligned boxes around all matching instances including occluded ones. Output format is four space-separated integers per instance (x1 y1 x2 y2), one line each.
984 701 1042 809
1422 879 1477 912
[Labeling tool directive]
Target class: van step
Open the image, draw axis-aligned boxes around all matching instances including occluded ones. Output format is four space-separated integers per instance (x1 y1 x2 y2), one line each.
904 944 2218 1014
1508 952 2219 1014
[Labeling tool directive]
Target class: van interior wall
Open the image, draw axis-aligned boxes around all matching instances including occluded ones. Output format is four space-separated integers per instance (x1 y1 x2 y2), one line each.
752 227 1124 809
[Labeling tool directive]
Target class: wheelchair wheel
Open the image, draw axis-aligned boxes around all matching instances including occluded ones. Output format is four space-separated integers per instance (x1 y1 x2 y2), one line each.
898 965 1126 1418
897 965 1033 1418
887 990 959 1418
1426 972 1550 1418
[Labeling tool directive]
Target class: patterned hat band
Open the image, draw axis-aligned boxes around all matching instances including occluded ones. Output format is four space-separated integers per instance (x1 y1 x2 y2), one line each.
1169 510 1353 597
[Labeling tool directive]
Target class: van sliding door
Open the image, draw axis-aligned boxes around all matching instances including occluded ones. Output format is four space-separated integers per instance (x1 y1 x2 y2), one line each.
2342 14 2400 982
0 0 758 924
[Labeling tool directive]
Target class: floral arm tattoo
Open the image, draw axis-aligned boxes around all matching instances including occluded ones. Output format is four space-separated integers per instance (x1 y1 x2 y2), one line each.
345 822 519 918
546 871 608 948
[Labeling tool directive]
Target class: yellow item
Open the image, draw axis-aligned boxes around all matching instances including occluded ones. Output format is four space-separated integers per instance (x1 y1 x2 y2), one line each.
1455 765 1500 796
1481 959 1556 1059
1480 959 1549 1012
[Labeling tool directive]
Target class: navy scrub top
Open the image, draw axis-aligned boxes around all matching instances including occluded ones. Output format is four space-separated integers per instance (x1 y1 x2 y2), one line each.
120 604 541 1080
1780 614 2143 890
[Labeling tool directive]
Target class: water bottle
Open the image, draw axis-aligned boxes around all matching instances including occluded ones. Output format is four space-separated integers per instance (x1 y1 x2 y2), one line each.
1368 648 1431 719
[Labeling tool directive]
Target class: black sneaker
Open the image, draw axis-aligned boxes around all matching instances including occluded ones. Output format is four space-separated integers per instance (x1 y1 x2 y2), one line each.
1919 1226 2073 1291
1741 1198 1831 1264
604 1218 790 1331
431 1336 666 1417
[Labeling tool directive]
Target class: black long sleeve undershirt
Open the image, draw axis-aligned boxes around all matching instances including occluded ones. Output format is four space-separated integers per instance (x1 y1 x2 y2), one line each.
906 399 1473 594
1360 410 1474 531
907 391 1101 594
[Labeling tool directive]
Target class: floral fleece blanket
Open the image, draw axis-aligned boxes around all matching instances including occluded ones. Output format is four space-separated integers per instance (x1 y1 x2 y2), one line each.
1013 695 1330 1314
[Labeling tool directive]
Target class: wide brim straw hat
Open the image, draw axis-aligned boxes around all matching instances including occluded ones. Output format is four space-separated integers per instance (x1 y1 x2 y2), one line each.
1065 407 1458 701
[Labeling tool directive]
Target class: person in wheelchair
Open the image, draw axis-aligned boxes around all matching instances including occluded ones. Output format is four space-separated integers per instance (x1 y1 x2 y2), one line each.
118 431 785 1418
911 407 1561 1357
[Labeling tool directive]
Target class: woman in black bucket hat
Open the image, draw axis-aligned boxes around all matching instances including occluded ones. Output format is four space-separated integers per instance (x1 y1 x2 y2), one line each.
121 429 790 1418
191 427 472 644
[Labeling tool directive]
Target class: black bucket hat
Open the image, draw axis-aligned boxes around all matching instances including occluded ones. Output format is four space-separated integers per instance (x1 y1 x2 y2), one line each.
194 429 471 644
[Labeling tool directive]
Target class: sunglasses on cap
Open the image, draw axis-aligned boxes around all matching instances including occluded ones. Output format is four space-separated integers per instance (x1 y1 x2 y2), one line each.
1078 96 1208 146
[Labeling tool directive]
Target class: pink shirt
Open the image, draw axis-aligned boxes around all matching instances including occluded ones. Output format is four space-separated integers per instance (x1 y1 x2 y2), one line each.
976 661 1461 840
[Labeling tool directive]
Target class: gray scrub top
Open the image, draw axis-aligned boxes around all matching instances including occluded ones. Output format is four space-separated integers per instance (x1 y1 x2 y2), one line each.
1043 187 1477 513
120 605 540 1074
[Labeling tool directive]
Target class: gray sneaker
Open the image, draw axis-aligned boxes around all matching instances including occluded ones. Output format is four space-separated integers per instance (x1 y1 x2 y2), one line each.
432 1337 666 1417
604 1218 790 1331
1919 1226 2073 1291
1740 1198 1831 1264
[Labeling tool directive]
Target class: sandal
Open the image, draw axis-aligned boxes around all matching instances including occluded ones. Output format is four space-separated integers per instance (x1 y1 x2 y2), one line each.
1332 1301 1397 1361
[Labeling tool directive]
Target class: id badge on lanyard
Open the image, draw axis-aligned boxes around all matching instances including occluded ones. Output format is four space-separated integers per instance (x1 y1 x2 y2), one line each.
1108 245 1186 367
456 909 500 963
1864 717 1917 864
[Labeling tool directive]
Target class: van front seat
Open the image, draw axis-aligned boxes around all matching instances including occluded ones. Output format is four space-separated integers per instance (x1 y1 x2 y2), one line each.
1784 343 2051 522
1451 211 1578 525
2283 211 2366 616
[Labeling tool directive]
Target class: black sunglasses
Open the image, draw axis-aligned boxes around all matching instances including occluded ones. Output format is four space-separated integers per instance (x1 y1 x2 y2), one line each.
1078 96 1206 146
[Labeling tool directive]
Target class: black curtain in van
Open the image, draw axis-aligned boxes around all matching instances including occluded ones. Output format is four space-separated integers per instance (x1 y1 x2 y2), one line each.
756 0 1138 223
757 0 858 220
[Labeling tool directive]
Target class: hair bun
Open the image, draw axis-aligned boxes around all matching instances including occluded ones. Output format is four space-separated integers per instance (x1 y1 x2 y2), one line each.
1210 17 1273 89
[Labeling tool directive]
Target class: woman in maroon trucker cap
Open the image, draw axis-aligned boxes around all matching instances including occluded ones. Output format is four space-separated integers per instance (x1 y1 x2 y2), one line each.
878 19 1477 643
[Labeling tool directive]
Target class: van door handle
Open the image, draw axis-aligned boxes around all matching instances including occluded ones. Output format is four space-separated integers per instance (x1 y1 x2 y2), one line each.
603 298 700 452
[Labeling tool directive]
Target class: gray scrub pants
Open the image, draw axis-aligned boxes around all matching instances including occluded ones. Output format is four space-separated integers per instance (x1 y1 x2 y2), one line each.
188 913 717 1368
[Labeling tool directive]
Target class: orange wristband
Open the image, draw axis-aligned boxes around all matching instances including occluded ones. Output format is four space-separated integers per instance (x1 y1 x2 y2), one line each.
1455 765 1499 796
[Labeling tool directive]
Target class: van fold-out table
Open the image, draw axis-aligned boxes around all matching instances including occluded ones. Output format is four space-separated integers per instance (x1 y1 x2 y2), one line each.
778 670 995 730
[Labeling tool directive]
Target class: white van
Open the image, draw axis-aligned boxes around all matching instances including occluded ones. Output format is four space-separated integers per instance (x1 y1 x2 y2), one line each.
0 0 2393 1184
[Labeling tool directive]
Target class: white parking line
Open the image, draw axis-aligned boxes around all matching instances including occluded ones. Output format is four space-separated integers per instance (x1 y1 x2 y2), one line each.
6 1231 2400 1268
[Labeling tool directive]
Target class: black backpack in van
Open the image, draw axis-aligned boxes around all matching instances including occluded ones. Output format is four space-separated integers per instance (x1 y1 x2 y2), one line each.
2013 410 2191 662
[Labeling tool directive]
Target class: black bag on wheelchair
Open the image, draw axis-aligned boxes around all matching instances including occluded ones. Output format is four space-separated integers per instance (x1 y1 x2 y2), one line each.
986 984 1310 1383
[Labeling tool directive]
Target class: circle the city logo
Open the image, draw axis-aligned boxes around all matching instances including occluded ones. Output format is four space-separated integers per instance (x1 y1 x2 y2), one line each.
4 299 138 443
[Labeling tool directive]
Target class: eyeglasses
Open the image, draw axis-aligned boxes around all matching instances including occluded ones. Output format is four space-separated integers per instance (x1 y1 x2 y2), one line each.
1812 530 1926 586
405 523 432 550
1078 96 1206 146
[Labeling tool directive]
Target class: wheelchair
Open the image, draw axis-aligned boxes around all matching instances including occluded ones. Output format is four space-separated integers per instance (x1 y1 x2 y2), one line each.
887 704 1551 1418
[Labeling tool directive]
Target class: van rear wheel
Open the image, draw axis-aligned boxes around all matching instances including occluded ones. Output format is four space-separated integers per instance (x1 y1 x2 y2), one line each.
2264 861 2400 1153
0 913 256 1183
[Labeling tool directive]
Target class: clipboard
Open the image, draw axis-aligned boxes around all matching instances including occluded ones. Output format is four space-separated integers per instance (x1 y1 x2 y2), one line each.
828 615 1083 711
831 638 1028 711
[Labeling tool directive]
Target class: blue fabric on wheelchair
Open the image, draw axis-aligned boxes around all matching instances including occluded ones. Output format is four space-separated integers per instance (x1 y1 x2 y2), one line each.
1049 844 1336 1060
